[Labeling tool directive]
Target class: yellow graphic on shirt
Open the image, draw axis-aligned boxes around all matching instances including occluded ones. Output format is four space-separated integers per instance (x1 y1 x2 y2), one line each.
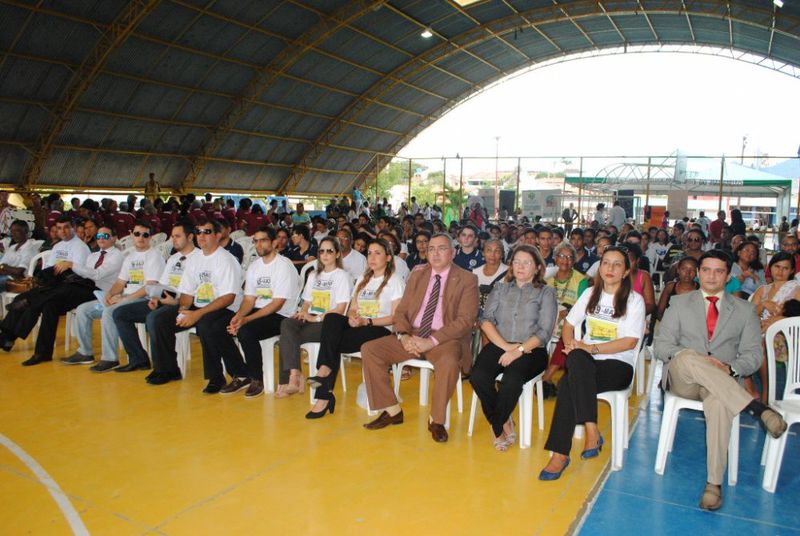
196 282 215 304
168 274 181 288
359 300 379 318
256 287 273 299
310 290 330 314
587 316 617 342
128 269 144 285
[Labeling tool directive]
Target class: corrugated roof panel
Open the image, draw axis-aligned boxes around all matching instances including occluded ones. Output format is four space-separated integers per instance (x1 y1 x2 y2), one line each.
215 132 271 161
137 2 199 42
0 4 32 49
0 145 28 183
196 161 262 189
154 157 190 190
648 13 695 43
318 27 408 74
123 84 193 120
80 74 139 111
0 103 49 141
467 1 516 24
246 167 285 192
405 65 471 99
331 128 396 156
770 33 800 65
538 20 592 50
732 21 771 55
287 51 380 94
89 153 145 186
105 36 167 78
172 127 209 154
176 14 250 57
173 92 231 124
59 112 117 146
40 0 123 24
352 7 429 56
226 30 285 65
612 14 656 43
14 12 98 64
0 57 71 102
578 16 626 46
688 15 731 47
258 2 319 40
233 106 271 131
40 148 93 185
146 48 220 90
201 62 255 95
398 0 458 27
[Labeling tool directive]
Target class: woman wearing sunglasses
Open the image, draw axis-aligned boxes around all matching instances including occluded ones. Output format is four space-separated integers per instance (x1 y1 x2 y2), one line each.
539 246 645 480
305 238 404 418
277 237 352 398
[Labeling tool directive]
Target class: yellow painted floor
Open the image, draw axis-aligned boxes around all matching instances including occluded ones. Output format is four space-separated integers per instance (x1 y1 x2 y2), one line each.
0 321 636 535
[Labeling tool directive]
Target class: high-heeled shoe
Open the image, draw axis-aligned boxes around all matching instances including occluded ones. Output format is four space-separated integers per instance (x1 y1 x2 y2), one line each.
538 457 570 481
305 393 335 419
581 435 604 459
505 418 517 445
307 375 326 388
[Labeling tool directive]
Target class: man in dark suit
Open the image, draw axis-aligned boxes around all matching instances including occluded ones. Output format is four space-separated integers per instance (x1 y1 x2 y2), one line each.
361 232 479 443
655 249 787 510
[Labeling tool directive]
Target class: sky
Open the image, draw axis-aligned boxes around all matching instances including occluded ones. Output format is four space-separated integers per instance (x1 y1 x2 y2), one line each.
397 51 800 163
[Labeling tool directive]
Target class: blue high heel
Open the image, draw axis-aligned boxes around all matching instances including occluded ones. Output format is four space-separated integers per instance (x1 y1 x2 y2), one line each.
581 435 604 459
538 457 570 481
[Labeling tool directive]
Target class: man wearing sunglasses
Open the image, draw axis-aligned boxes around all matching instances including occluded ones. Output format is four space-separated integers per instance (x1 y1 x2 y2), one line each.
112 222 198 381
65 221 165 371
161 219 247 393
1 220 121 366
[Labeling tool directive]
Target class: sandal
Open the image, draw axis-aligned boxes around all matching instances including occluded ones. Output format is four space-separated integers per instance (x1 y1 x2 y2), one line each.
505 418 517 445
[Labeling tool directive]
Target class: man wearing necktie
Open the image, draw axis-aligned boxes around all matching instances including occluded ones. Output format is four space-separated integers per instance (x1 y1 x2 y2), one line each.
361 233 479 443
655 249 787 511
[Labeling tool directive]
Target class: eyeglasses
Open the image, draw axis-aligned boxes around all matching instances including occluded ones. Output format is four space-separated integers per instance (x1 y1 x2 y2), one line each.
95 232 111 240
556 254 574 260
319 248 336 254
132 231 151 238
197 229 214 235
686 237 702 243
427 246 451 254
512 260 534 267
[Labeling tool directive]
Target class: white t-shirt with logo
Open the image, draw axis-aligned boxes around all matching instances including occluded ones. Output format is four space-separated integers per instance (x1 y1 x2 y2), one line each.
46 235 89 268
119 248 165 295
565 289 645 368
244 253 299 316
301 268 352 315
159 248 200 294
353 272 405 331
178 247 242 311
1 240 39 274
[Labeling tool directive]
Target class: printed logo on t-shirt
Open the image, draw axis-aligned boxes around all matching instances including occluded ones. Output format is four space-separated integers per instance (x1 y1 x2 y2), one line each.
128 259 145 284
196 270 215 304
256 275 273 299
587 304 619 341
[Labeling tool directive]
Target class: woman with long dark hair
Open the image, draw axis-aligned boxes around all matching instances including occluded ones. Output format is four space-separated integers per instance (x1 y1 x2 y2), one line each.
538 246 646 480
305 238 405 419
731 240 765 299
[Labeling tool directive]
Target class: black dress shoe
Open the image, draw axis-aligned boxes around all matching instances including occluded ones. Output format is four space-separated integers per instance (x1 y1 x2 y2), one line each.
1 335 15 352
202 382 224 394
89 360 119 373
21 355 51 366
147 371 182 385
115 362 151 373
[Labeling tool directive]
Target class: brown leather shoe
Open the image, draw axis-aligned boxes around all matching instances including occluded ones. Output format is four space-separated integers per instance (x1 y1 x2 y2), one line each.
699 483 722 511
761 408 788 439
428 421 448 443
363 410 404 430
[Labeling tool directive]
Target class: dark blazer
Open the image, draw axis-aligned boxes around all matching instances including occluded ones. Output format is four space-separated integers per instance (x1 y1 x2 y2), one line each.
393 263 479 374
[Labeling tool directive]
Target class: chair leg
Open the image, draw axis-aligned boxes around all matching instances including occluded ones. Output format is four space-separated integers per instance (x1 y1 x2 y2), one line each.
467 392 478 437
636 347 646 396
456 374 463 413
522 380 533 449
340 355 347 393
654 395 677 475
763 432 788 493
444 400 451 430
728 415 739 486
419 368 430 406
535 378 544 431
261 338 276 394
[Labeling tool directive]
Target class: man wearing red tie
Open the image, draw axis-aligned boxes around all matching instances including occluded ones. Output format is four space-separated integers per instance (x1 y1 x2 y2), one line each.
361 233 479 443
655 250 787 511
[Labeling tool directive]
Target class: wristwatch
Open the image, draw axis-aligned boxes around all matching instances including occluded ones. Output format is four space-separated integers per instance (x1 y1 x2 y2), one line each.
368 318 373 327
729 364 740 378
517 344 525 354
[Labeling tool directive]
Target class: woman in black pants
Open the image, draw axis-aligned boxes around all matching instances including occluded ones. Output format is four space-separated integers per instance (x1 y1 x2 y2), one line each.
471 245 557 451
305 238 406 419
538 246 646 480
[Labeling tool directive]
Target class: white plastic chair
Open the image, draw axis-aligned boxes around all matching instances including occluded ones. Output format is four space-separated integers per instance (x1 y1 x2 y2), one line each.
467 371 545 449
259 335 279 394
230 230 246 240
150 232 167 246
391 359 463 430
176 328 195 378
156 241 173 260
761 317 800 492
0 250 49 319
116 235 133 251
299 261 315 286
654 390 740 485
234 236 253 252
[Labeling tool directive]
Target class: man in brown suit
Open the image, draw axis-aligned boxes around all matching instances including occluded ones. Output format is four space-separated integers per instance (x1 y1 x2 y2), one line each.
361 232 479 443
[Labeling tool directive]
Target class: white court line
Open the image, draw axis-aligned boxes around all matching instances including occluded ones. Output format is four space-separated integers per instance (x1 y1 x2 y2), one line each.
0 433 89 535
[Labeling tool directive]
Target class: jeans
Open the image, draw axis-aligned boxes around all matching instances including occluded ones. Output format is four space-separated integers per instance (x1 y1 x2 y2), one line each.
75 298 147 362
112 299 155 366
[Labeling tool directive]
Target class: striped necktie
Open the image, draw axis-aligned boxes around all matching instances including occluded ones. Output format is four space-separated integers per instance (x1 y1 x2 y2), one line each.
418 274 441 339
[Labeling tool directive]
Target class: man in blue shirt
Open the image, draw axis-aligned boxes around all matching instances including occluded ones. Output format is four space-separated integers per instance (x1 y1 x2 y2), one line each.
453 224 484 271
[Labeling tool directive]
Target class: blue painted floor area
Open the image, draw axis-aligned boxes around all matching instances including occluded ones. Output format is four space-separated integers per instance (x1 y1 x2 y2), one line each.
579 376 800 536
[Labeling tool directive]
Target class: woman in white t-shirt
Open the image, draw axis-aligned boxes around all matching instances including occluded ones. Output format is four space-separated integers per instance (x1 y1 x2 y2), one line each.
538 246 645 481
277 237 353 398
304 238 405 418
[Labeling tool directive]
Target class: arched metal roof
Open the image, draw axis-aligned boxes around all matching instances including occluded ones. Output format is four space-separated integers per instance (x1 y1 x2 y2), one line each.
0 0 798 195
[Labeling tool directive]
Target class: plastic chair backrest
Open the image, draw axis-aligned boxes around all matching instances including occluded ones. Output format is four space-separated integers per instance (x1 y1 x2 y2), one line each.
234 236 253 251
150 232 167 245
298 261 316 303
230 230 246 240
157 241 173 260
765 316 800 404
29 250 49 274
